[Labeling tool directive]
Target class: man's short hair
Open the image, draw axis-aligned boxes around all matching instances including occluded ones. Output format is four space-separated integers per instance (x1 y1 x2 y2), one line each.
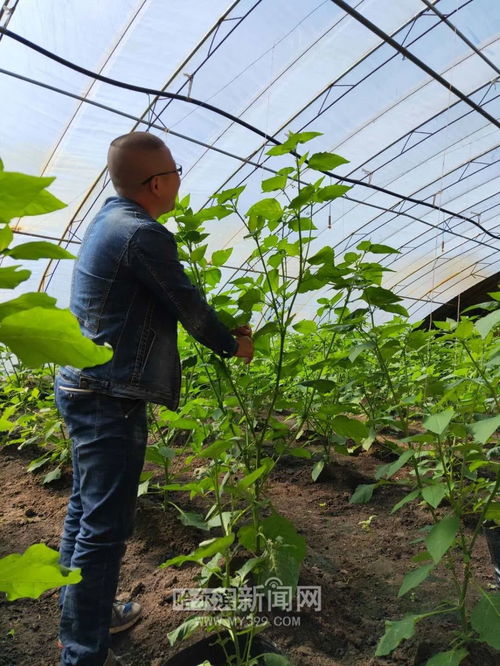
107 132 168 196
109 132 165 152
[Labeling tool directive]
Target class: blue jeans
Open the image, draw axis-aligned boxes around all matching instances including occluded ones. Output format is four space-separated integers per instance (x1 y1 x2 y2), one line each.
55 370 147 665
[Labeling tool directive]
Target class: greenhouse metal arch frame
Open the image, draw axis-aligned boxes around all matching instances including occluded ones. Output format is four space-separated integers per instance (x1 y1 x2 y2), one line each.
0 0 498 319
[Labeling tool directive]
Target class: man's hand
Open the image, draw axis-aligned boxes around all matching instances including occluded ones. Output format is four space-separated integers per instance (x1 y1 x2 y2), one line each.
234 335 253 364
231 324 252 338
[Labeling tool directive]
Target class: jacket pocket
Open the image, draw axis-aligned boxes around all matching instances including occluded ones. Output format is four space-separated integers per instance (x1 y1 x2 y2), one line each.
140 328 157 373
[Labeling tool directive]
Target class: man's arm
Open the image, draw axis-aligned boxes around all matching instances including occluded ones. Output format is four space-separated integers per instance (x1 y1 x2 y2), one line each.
128 224 248 359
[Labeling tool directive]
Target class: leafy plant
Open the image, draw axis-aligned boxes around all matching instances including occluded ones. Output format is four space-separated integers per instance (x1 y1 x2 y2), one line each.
155 132 420 664
0 159 114 599
374 301 500 663
0 544 81 601
0 160 112 368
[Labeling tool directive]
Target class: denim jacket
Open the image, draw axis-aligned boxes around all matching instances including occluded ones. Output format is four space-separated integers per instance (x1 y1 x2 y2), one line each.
62 196 237 408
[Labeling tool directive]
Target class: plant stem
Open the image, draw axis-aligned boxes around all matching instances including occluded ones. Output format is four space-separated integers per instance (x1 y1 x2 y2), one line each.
459 339 499 411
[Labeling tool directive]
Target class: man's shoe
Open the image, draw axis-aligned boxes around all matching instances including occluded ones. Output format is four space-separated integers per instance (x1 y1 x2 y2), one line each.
110 600 142 634
57 600 142 648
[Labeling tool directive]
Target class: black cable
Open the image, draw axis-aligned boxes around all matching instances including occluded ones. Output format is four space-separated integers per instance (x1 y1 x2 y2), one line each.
0 27 275 145
329 0 499 129
0 26 498 241
0 68 275 173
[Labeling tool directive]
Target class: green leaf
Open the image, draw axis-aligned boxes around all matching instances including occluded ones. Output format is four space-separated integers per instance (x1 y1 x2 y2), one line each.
422 483 448 509
0 306 113 368
425 649 468 666
454 319 475 339
398 564 434 597
169 417 198 430
259 511 306 588
0 543 81 600
380 302 409 317
204 267 221 289
137 472 153 496
0 224 13 251
198 439 233 459
247 198 283 221
213 185 245 203
312 459 325 482
350 483 376 504
207 511 236 531
237 525 258 552
267 252 283 269
469 414 500 444
0 266 31 288
300 379 335 393
161 534 235 568
261 174 287 192
356 241 400 255
237 459 274 491
266 131 322 156
362 285 402 307
343 252 360 264
484 503 500 522
376 449 414 480
391 489 421 514
190 244 207 262
254 321 279 340
16 188 66 217
348 342 373 362
412 552 433 564
293 319 317 335
261 655 292 666
315 184 351 202
43 467 62 484
475 309 500 339
7 241 75 260
423 409 455 436
0 405 16 432
289 216 317 232
211 248 233 267
375 614 421 656
169 503 209 531
0 171 62 221
238 288 262 311
307 246 334 266
196 205 231 221
145 445 176 465
289 184 316 209
425 515 460 564
470 591 500 649
289 447 311 459
27 455 50 472
266 144 293 157
331 415 369 443
0 292 57 321
167 616 207 646
308 152 349 171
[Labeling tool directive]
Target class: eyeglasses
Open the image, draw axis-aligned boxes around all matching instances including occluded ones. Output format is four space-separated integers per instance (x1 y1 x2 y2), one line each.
141 164 182 185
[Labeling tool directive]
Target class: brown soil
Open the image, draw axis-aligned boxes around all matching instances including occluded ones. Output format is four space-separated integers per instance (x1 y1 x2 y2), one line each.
0 444 498 666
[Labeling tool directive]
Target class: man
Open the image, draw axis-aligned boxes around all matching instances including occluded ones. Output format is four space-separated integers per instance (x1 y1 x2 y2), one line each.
55 132 253 666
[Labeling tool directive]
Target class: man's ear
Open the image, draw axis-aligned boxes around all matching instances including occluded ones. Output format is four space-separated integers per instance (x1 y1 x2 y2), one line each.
149 177 161 196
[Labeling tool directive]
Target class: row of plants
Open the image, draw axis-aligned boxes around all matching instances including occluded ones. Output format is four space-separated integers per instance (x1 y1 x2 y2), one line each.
1 133 499 665
151 133 499 665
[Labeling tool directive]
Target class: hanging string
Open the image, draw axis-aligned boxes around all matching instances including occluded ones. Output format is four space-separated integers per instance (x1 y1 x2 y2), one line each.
328 177 332 230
